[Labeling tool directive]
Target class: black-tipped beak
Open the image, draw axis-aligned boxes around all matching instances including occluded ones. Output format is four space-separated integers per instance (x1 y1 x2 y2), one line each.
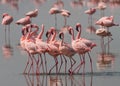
76 25 79 31
46 31 49 38
59 33 62 39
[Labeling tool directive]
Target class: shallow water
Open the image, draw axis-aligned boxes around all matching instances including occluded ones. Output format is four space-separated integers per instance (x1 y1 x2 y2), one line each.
0 0 120 86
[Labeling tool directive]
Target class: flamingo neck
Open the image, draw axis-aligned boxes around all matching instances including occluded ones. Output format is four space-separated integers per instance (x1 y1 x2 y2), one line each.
50 30 56 41
76 26 81 39
37 25 44 39
71 29 75 41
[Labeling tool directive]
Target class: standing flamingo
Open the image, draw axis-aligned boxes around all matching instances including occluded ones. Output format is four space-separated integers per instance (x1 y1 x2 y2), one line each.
46 27 62 74
60 9 71 26
96 2 106 17
75 23 96 73
49 7 62 29
35 24 50 74
2 13 13 47
85 8 96 25
16 16 31 26
59 32 76 73
23 24 39 74
26 9 38 18
67 27 91 74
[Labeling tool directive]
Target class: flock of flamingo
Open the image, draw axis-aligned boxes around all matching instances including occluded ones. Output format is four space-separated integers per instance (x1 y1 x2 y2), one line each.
1 1 119 75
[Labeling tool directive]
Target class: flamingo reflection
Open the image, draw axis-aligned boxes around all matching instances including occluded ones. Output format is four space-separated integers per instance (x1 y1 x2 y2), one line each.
97 53 115 70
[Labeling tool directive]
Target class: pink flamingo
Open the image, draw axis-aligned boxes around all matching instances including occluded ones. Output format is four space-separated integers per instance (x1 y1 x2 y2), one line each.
85 8 96 25
26 9 38 18
75 23 96 73
96 2 107 17
60 9 71 26
16 16 31 26
2 13 13 46
59 32 76 73
68 27 91 74
23 24 39 74
49 7 61 28
46 27 62 74
35 24 50 74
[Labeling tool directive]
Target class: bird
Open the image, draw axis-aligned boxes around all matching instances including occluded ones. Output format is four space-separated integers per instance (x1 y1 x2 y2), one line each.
2 13 13 46
85 8 96 25
67 26 91 74
49 7 62 28
35 24 50 74
95 16 119 28
16 16 31 26
96 28 113 53
75 23 96 73
60 9 71 26
26 9 38 18
59 32 76 73
46 27 62 74
96 2 107 17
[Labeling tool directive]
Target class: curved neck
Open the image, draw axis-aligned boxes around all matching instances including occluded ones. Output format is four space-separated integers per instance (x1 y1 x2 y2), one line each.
75 26 81 39
37 25 44 39
50 30 56 41
70 29 75 41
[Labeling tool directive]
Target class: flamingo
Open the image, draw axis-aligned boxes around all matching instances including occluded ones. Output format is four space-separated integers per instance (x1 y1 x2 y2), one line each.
60 9 71 26
59 32 76 73
96 2 107 17
26 9 38 18
46 27 62 74
96 28 113 53
2 13 13 46
16 16 31 26
75 23 96 73
23 24 39 74
35 24 50 74
67 27 91 74
85 8 96 25
49 7 62 28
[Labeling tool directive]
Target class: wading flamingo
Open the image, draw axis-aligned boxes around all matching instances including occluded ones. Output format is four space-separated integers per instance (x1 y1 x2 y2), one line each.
75 23 96 73
2 13 13 46
49 7 62 28
16 16 31 26
68 27 91 75
59 32 76 73
26 9 38 18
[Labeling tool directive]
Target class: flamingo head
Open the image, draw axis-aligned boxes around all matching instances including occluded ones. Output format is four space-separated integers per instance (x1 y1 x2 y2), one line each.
67 27 73 35
2 13 9 18
59 32 64 39
76 23 81 32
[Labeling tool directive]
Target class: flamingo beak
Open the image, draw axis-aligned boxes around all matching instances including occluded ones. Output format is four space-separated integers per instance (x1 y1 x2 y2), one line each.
59 33 62 39
76 25 79 31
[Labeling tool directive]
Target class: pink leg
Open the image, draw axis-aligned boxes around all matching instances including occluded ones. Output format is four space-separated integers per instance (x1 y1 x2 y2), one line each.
87 52 93 73
58 55 63 73
63 55 67 73
23 56 30 74
28 54 34 74
39 54 45 74
43 53 47 74
49 57 58 74
68 57 76 75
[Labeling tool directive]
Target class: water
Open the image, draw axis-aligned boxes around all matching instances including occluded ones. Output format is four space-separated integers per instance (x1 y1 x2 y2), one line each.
0 0 120 86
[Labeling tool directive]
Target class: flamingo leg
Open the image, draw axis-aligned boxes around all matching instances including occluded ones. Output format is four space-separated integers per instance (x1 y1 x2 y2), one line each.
58 55 63 73
68 57 76 75
43 53 48 74
72 54 85 74
39 54 45 74
87 52 93 73
55 14 57 29
23 55 30 74
4 25 7 44
8 25 11 46
28 54 34 74
62 55 67 73
49 57 58 74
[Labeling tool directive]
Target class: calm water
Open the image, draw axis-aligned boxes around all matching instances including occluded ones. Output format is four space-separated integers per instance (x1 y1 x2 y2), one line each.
0 0 120 86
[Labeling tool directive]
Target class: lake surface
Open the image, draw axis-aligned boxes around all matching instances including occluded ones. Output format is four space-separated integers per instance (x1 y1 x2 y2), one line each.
0 0 120 86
